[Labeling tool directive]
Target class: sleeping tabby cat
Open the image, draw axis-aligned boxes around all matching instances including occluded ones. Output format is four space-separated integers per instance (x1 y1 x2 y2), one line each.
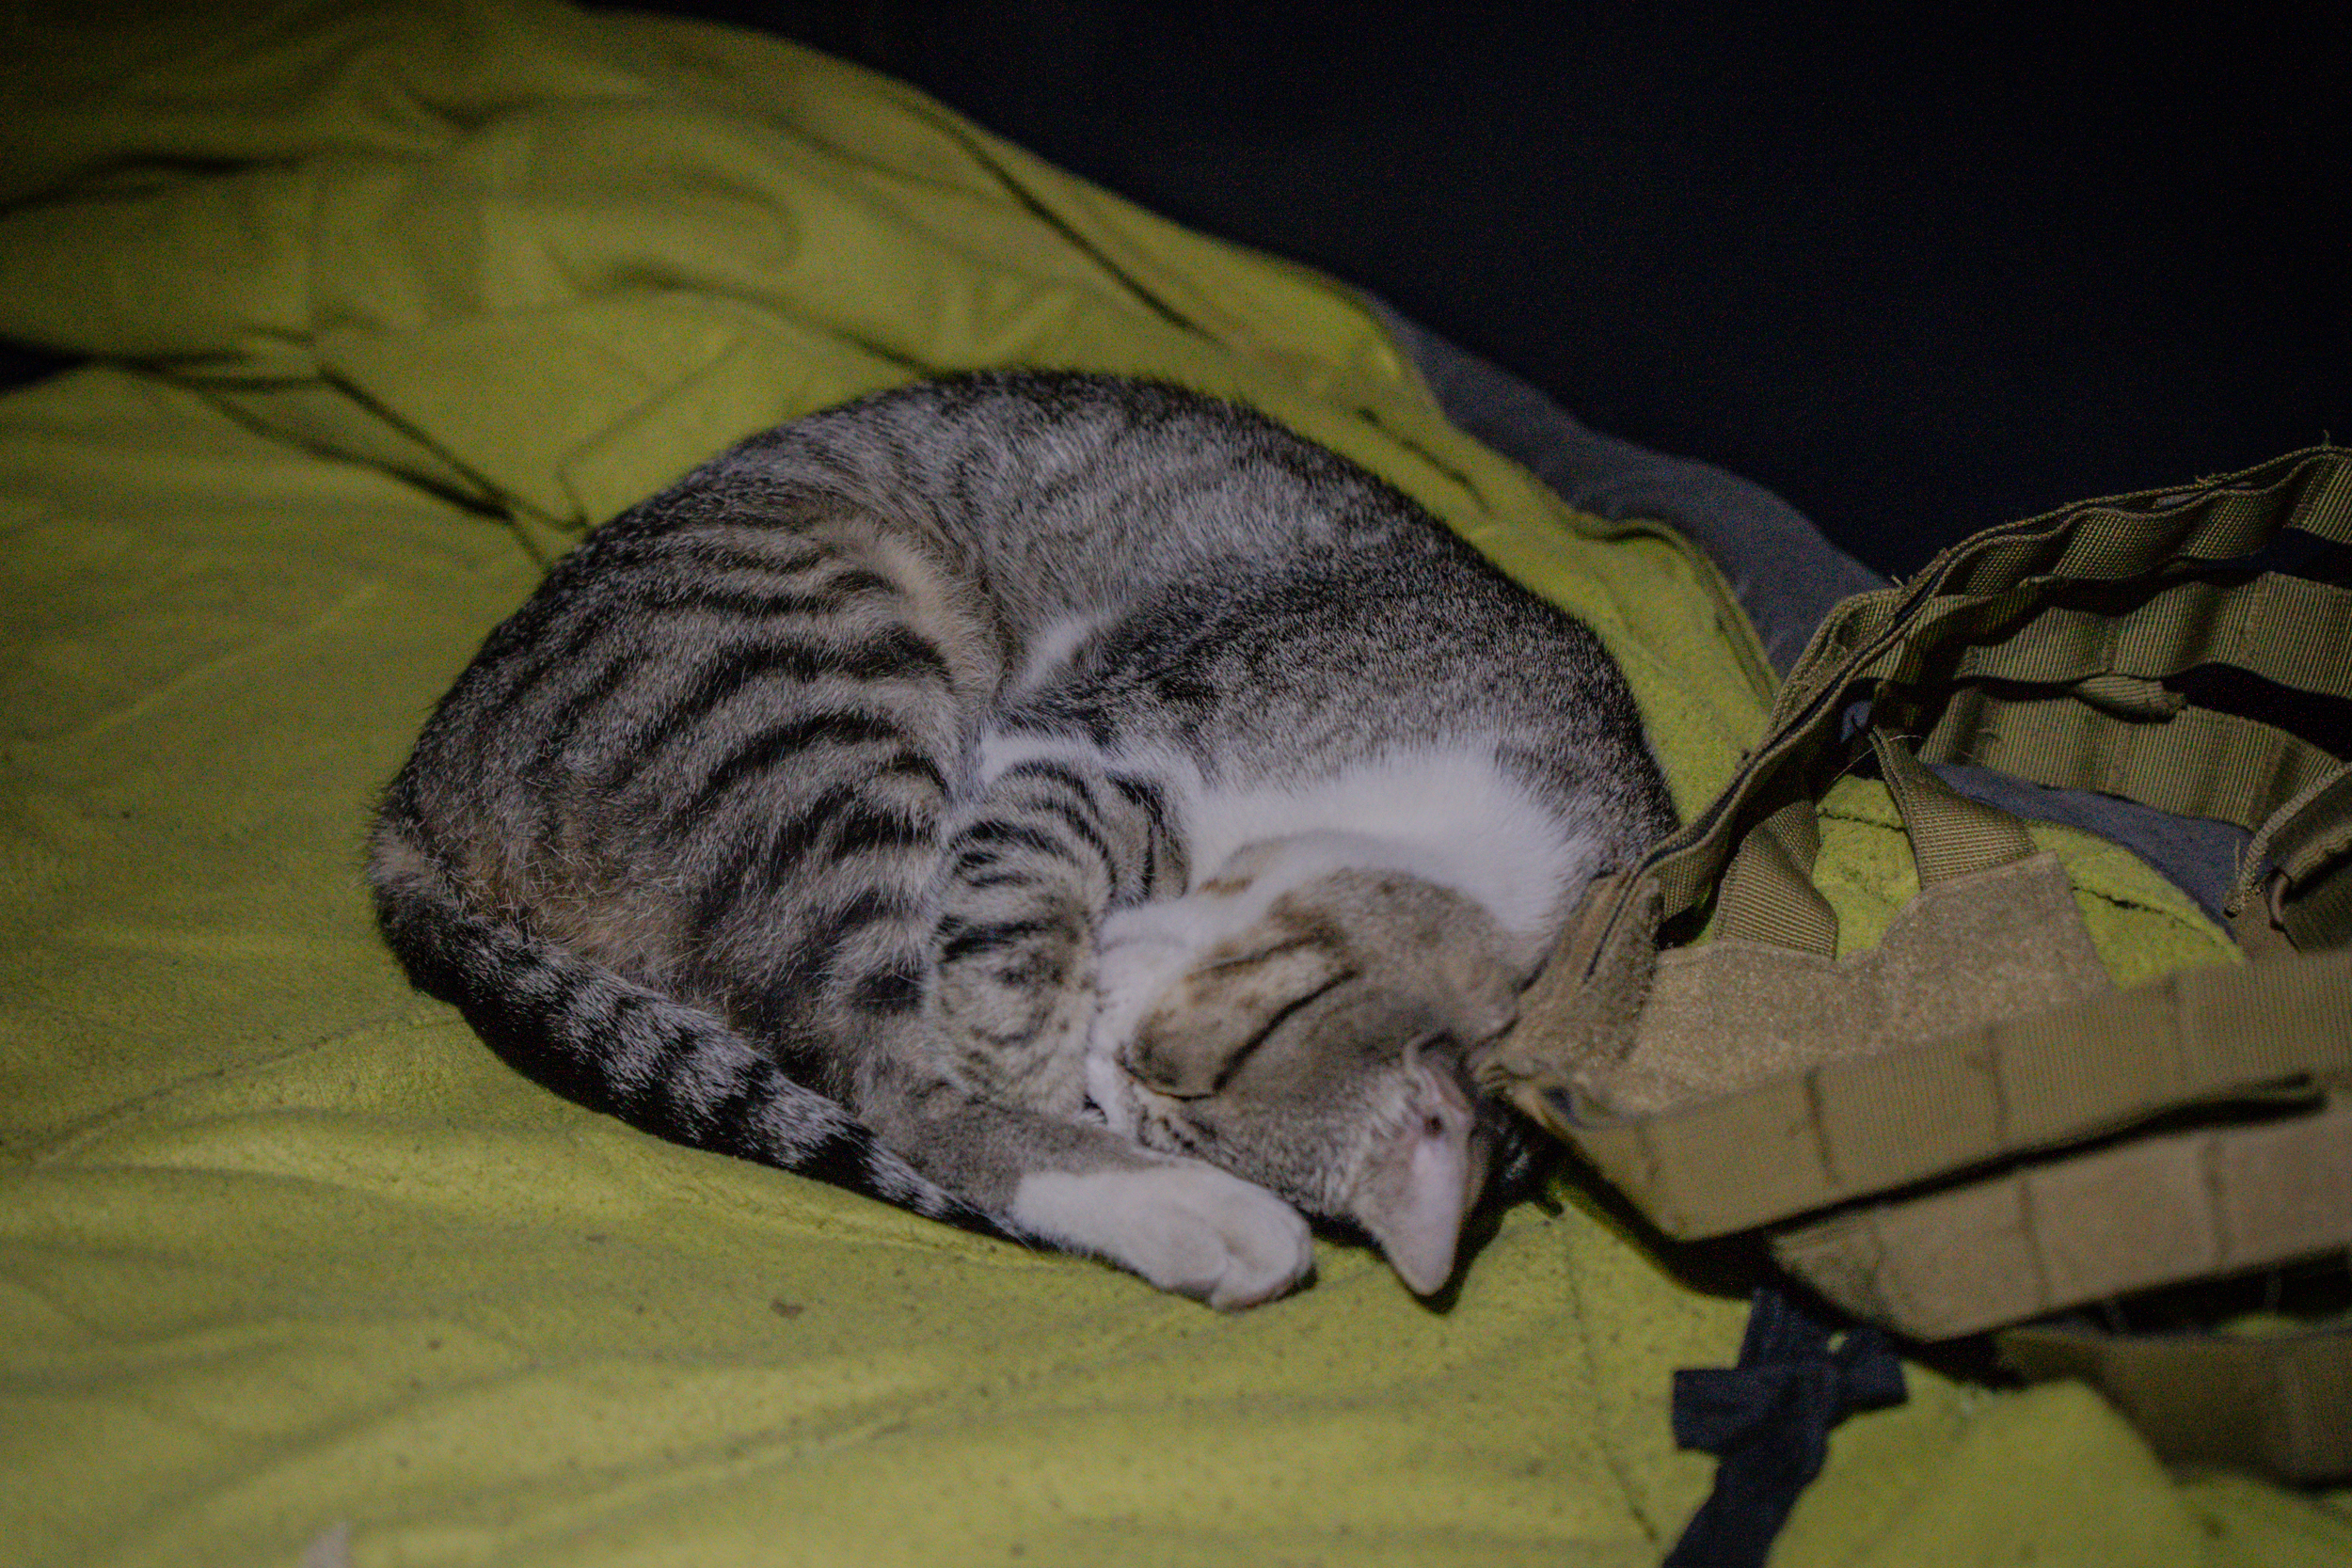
369 372 1675 1307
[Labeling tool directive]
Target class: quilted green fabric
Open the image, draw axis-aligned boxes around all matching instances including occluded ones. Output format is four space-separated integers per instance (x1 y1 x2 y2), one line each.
1 4 2343 1564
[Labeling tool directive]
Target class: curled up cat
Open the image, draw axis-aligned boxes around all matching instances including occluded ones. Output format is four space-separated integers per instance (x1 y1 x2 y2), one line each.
369 372 1676 1308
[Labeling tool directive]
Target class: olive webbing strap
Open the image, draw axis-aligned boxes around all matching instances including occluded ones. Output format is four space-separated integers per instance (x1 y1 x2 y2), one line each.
2250 765 2352 892
1712 800 1837 955
1578 448 2352 992
1920 691 2344 837
1880 564 2352 868
1922 448 2352 595
1775 446 2352 712
1771 1094 2352 1338
2279 852 2352 953
1867 731 2036 885
1700 734 2034 954
2236 763 2352 951
1941 571 2352 701
1998 1322 2352 1483
1563 945 2352 1240
1831 560 2352 726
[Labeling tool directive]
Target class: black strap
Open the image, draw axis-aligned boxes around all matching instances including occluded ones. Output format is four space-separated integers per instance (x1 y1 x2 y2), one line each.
1664 1286 1907 1568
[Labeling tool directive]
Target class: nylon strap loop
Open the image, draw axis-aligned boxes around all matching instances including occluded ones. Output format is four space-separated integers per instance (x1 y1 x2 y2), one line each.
2234 763 2352 911
1869 731 2036 885
1576 448 2352 984
1562 946 2352 1240
2000 1322 2352 1484
1945 573 2352 703
1923 690 2344 835
2280 864 2352 953
1713 800 1838 956
1780 446 2352 709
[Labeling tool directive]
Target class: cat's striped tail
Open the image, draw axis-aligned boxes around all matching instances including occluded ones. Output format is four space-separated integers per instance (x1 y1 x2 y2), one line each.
368 854 1027 1243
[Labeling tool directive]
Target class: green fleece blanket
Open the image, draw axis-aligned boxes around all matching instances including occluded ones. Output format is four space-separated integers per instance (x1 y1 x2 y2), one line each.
1 4 2345 1564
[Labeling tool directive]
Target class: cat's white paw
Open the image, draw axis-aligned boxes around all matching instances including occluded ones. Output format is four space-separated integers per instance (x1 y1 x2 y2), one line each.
1087 836 1388 1085
1089 892 1266 1119
1088 904 1222 1128
1011 1163 1313 1309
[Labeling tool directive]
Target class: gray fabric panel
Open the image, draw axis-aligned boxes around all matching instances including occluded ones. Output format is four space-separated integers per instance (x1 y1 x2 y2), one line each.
1373 301 1887 675
1930 763 2249 927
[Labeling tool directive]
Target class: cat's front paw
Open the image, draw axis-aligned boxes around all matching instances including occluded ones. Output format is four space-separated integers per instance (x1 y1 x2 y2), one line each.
1010 1163 1313 1309
1090 906 1216 1050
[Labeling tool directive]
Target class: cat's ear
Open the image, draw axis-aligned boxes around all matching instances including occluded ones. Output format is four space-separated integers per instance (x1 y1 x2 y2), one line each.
1350 1061 1484 1296
1123 936 1352 1098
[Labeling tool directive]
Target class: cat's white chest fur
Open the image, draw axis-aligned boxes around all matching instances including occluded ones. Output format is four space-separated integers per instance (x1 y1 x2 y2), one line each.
977 733 1593 936
1168 748 1589 936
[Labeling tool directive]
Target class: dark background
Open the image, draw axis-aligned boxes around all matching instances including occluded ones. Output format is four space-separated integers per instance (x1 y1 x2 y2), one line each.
5 3 2339 579
635 0 2347 578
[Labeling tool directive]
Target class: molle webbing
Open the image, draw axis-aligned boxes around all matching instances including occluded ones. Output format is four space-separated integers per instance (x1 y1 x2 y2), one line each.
1771 1092 2352 1338
1489 447 2352 1481
1560 935 2352 1241
1651 445 2349 967
1491 444 2352 1136
1998 1319 2352 1484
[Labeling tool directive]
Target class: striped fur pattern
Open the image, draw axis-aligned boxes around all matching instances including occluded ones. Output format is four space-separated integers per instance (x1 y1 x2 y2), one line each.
370 372 1674 1307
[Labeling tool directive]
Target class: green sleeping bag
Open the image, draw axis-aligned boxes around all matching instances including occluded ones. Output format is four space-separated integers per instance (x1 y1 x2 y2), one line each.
2 3 2344 1562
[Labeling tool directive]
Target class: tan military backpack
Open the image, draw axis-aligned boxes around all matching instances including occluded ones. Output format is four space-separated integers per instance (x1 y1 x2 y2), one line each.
1490 447 2352 1481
